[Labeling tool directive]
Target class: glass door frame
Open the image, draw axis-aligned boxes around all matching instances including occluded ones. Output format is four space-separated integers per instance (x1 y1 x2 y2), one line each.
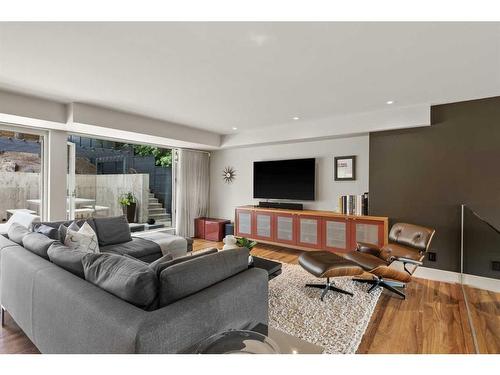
0 122 48 221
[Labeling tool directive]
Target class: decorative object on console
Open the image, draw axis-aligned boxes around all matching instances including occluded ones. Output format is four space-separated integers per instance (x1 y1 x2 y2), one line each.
334 155 356 181
338 192 369 215
222 235 239 250
147 218 156 225
119 192 137 223
222 166 236 183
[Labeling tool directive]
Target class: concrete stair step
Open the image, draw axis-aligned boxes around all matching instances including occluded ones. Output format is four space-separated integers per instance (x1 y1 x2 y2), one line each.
148 198 159 204
148 213 169 220
148 208 167 214
148 192 155 198
148 203 162 209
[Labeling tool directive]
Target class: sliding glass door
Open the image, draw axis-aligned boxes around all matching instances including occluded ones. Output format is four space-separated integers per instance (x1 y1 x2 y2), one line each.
66 134 174 230
0 124 45 222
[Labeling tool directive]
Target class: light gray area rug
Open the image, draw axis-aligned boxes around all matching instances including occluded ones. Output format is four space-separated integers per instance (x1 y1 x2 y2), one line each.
268 263 381 354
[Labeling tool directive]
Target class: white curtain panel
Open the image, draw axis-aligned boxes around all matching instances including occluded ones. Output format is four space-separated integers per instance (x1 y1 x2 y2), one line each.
175 149 210 237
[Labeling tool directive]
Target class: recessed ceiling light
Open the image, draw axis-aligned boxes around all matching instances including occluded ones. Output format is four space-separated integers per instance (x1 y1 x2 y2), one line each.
292 116 300 120
232 127 238 130
386 100 395 105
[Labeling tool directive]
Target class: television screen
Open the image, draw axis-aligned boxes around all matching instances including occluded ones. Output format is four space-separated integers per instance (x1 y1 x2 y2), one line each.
253 158 315 200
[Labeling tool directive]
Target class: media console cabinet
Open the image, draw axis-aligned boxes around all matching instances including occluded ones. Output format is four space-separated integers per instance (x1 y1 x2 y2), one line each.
235 205 388 253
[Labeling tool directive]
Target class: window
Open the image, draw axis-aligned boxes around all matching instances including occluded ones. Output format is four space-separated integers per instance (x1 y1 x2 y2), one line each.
67 135 174 230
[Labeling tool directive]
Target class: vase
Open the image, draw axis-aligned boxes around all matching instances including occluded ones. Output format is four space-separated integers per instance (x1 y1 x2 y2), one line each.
122 203 136 223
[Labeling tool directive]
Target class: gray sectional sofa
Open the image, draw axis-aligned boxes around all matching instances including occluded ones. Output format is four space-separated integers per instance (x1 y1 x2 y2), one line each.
0 218 268 353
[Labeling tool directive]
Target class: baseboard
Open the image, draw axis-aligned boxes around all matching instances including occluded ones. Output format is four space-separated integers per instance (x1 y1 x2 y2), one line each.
413 266 500 293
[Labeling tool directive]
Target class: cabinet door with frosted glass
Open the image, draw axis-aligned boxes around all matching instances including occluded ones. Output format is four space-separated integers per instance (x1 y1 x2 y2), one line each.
235 209 253 237
274 212 297 245
323 217 350 252
350 218 385 248
296 216 323 249
252 211 274 241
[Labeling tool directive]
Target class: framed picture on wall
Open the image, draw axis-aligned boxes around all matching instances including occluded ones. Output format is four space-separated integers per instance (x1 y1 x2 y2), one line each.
334 155 356 181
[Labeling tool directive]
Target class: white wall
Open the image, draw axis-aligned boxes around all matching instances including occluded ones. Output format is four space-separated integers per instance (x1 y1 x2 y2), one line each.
209 135 369 220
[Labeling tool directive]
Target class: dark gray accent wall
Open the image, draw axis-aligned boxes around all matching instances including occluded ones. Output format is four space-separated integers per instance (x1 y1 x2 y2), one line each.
369 97 500 272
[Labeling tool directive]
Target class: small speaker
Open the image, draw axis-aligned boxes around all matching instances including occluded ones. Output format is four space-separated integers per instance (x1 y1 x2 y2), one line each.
258 202 303 210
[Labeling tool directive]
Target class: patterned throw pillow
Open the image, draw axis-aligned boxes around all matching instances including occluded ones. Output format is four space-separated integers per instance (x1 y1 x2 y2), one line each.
64 222 100 253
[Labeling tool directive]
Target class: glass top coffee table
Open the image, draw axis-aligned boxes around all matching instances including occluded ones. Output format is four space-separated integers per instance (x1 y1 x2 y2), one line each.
190 323 323 354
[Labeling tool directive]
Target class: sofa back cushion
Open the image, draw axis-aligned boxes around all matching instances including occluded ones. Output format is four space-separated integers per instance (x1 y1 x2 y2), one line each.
159 248 249 307
93 216 132 247
22 232 56 260
47 242 89 278
7 222 31 245
82 253 158 309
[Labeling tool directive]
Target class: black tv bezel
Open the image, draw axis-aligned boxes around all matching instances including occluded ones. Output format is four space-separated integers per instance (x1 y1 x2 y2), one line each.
253 158 316 201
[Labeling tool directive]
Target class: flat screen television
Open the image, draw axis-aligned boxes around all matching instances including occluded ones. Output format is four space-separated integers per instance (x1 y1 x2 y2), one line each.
253 158 315 200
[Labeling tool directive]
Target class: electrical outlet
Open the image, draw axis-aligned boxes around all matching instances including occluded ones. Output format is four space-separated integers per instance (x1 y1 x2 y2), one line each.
492 261 500 272
427 252 437 262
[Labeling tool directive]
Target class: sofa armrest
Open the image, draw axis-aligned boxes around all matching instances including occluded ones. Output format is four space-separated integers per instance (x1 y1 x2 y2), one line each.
136 268 268 353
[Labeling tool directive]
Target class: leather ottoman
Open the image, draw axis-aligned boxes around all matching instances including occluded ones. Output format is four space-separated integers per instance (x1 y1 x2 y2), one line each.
299 251 364 300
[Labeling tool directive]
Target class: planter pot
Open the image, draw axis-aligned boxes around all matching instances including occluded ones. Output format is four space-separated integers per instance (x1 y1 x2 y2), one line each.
122 203 137 223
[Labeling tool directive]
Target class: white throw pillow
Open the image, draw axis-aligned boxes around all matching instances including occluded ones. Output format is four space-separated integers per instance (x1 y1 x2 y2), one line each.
64 222 100 253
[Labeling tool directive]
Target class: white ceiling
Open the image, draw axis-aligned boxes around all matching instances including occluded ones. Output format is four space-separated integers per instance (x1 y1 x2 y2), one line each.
0 22 499 138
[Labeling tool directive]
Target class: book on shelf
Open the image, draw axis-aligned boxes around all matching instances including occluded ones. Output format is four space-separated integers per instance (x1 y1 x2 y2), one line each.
338 192 369 215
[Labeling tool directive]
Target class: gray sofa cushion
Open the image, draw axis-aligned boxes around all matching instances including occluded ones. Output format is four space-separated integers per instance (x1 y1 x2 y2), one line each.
22 232 56 260
159 248 249 307
34 224 60 240
82 253 158 309
100 237 161 262
93 216 132 246
7 222 31 245
47 242 88 278
123 253 174 277
155 247 218 275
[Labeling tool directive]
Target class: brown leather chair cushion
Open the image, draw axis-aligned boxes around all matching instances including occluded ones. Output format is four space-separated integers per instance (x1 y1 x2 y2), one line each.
299 251 363 278
389 223 435 252
383 243 423 262
344 251 411 283
344 250 388 271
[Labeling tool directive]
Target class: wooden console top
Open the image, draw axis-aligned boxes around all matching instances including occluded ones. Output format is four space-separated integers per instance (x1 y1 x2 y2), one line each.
236 205 388 222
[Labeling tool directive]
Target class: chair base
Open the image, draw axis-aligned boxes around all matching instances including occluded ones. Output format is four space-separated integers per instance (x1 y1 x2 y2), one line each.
352 276 406 299
305 277 354 301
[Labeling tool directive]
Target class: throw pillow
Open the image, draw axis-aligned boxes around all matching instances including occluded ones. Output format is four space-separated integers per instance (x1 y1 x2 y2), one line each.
82 253 158 309
64 222 100 253
34 224 60 240
7 222 31 245
58 221 79 243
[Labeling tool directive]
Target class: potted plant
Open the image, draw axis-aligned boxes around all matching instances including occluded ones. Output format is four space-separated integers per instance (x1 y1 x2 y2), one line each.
236 237 258 250
119 192 137 223
236 237 258 265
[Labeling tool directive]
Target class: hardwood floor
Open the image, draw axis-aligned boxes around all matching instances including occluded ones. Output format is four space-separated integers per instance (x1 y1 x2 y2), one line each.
1 239 498 354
